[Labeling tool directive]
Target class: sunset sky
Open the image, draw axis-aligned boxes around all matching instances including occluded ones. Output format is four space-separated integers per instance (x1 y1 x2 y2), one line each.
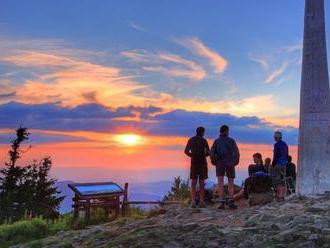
0 1 324 183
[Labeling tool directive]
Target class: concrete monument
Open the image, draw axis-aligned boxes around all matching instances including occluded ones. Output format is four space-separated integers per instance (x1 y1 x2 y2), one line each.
297 0 330 194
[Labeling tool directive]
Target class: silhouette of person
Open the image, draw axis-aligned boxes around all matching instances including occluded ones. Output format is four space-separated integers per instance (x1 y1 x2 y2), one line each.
184 126 210 208
272 131 289 201
211 125 240 210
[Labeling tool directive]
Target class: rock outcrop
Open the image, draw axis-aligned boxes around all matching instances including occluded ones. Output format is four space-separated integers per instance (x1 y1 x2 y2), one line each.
14 194 330 248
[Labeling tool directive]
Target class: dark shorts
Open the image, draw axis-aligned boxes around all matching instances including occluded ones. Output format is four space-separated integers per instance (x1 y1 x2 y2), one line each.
216 165 235 178
190 164 208 180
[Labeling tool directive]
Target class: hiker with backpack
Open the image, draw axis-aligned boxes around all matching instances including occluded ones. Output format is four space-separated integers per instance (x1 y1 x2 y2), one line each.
211 125 240 210
184 126 210 208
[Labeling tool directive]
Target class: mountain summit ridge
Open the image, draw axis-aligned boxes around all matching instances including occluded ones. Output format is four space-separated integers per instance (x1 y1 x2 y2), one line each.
14 193 330 248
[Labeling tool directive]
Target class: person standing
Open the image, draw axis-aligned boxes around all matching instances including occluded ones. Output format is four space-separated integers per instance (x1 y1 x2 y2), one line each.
211 125 240 210
272 131 289 201
286 155 296 194
184 127 210 208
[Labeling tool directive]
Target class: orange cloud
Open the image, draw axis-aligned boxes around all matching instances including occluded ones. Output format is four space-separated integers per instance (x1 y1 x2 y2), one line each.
1 50 149 107
0 38 297 127
177 37 228 74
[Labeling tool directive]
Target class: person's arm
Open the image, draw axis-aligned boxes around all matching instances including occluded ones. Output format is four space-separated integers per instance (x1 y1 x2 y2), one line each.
233 140 240 165
184 139 192 157
272 144 278 166
210 140 218 164
205 139 210 157
293 164 297 180
248 164 253 177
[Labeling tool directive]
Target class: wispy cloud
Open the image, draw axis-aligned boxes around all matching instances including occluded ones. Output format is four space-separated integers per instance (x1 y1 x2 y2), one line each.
176 37 228 74
128 20 146 32
122 50 206 81
249 43 301 84
0 40 148 107
265 62 289 84
248 53 270 70
283 43 303 53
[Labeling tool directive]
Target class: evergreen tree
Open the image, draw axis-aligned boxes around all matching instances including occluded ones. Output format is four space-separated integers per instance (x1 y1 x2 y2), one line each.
29 157 64 219
163 176 190 201
0 127 29 222
0 127 64 223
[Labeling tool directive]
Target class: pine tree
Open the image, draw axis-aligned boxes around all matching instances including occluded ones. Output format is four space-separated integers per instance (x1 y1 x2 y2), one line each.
162 176 190 201
0 127 29 222
0 127 65 223
29 157 64 219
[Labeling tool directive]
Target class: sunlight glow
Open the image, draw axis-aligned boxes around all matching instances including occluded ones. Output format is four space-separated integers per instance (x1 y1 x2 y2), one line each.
114 134 144 146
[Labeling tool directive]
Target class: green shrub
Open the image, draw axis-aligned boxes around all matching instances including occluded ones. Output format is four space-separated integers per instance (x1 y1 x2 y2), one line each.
0 215 75 247
163 176 190 202
0 218 48 247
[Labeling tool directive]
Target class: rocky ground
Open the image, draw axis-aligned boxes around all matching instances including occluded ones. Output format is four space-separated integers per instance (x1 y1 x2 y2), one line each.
13 194 330 248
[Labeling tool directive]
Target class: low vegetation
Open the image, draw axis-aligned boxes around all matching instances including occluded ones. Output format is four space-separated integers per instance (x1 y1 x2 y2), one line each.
0 206 152 247
162 176 190 202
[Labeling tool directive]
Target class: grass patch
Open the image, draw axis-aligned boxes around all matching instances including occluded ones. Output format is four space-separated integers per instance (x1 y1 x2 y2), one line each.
0 218 48 247
0 206 153 247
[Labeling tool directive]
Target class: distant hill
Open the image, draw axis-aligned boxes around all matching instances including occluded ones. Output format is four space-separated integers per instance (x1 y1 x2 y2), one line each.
55 181 75 214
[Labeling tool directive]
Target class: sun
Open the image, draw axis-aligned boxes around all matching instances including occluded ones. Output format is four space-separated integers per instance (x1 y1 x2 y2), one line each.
114 134 144 146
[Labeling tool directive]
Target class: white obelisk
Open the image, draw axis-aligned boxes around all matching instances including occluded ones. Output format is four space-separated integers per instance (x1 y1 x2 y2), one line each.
297 0 330 194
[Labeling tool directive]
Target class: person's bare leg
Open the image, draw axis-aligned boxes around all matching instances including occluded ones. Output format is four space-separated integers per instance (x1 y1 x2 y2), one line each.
199 179 205 202
217 176 224 200
191 179 197 205
228 178 237 209
234 189 244 201
228 178 235 199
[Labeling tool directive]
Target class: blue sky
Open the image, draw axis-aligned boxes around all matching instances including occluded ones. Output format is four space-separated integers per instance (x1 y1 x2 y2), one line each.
0 0 328 145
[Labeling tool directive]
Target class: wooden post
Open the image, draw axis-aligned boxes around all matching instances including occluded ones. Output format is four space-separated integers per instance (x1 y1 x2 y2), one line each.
73 194 79 220
122 182 128 216
85 199 91 223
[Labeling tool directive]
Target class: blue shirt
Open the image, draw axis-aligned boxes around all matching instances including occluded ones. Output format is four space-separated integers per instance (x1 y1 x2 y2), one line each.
272 140 289 166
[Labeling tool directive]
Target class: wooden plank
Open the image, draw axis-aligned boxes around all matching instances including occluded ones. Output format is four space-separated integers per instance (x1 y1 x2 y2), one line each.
74 192 125 199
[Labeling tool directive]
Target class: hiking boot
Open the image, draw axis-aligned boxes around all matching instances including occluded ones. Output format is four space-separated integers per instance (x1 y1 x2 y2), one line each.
217 200 226 210
228 199 237 210
191 202 197 208
198 201 207 208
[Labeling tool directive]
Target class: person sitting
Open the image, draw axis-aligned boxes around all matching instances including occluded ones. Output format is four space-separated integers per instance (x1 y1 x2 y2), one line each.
248 153 266 176
234 154 273 206
286 155 296 194
264 157 272 173
245 171 273 206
